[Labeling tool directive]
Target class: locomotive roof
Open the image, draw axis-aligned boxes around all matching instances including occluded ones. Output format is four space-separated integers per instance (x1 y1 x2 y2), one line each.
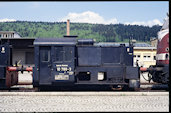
34 38 77 45
33 38 156 49
94 42 155 47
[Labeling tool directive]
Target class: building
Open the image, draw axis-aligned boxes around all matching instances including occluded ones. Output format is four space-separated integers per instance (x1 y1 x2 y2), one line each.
150 37 158 47
133 43 156 68
0 31 21 38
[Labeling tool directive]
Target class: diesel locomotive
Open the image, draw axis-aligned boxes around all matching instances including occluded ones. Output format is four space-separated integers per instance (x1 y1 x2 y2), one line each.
140 13 169 84
33 37 140 90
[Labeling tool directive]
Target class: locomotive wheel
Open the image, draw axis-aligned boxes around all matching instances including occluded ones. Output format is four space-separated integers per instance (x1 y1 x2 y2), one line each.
110 85 123 91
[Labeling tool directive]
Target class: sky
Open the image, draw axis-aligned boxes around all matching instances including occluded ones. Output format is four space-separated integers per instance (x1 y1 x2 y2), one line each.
0 1 169 27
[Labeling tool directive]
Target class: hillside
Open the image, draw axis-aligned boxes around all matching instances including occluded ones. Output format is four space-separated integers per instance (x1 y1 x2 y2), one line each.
0 21 161 42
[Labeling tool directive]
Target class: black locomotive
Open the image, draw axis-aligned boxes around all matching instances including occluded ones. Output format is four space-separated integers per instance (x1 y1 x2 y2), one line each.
33 37 140 90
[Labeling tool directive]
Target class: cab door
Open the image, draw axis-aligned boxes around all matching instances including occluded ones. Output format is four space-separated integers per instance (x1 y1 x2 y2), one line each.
39 47 52 85
52 46 75 83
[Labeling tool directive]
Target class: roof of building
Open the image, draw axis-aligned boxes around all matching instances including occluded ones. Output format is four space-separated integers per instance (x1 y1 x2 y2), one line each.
134 43 152 47
0 37 35 40
0 31 21 34
0 31 22 37
0 31 15 33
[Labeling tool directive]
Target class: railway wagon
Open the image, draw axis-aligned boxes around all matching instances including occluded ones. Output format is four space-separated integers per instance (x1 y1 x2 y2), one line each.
33 37 140 89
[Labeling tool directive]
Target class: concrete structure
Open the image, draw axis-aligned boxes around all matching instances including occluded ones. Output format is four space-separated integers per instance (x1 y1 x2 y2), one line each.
0 92 169 112
0 31 21 38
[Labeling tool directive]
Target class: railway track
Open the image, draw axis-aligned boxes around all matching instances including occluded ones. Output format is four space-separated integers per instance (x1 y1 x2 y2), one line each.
0 83 168 92
138 83 169 92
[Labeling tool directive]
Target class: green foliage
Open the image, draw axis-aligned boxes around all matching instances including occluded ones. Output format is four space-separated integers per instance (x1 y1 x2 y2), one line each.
0 21 161 42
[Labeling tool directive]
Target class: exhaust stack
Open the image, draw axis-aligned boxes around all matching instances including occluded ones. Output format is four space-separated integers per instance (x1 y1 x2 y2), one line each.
67 19 70 36
64 19 78 38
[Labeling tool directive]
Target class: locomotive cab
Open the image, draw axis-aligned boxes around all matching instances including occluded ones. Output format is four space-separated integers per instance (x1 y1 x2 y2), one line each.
33 38 77 88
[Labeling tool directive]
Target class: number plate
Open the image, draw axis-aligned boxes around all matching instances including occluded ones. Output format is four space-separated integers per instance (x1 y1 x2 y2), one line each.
55 75 69 80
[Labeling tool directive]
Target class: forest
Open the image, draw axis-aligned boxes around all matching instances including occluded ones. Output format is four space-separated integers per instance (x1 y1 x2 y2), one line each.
0 21 161 42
